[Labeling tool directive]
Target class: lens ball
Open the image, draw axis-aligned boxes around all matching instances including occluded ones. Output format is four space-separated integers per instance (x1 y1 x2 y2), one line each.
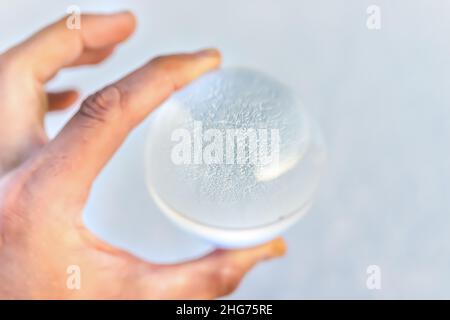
145 68 326 247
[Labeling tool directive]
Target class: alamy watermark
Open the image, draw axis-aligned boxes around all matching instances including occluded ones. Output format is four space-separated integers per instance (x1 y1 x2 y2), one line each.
366 5 381 30
366 265 382 290
66 5 81 30
66 265 81 290
171 121 280 167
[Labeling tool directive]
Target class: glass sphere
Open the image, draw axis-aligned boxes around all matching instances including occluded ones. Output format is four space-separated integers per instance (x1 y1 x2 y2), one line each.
145 68 326 247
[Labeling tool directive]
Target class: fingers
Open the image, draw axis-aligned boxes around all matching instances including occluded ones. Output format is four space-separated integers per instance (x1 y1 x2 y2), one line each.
146 238 287 299
3 12 136 82
77 226 284 299
47 90 79 111
70 46 116 67
32 49 221 199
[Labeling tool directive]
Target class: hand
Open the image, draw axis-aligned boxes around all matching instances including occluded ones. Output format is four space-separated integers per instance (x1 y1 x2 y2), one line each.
0 12 286 299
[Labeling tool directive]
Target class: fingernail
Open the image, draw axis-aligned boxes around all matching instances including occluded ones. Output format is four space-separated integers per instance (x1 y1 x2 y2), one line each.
196 48 220 58
112 10 136 20
262 238 287 260
114 10 133 16
268 238 287 258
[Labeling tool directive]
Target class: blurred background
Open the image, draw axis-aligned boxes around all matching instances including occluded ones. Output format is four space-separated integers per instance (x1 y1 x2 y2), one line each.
1 0 450 299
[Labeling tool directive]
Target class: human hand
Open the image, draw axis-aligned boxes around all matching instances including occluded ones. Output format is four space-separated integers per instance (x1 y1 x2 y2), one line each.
0 12 286 299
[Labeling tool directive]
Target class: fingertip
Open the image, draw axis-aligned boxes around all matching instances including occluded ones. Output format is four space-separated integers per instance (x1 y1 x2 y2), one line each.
144 49 222 92
108 11 137 42
250 237 287 261
81 11 137 48
268 237 287 258
113 10 137 34
195 48 222 68
196 48 221 58
47 89 79 111
67 89 80 102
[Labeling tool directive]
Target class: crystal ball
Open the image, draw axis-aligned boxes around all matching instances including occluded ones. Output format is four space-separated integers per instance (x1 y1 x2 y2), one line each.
145 68 326 247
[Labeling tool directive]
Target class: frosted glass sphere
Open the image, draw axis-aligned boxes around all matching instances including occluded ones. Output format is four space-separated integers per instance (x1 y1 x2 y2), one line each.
145 68 326 247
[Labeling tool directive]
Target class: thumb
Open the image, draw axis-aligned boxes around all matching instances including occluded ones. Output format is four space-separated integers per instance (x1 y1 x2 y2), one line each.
136 238 287 299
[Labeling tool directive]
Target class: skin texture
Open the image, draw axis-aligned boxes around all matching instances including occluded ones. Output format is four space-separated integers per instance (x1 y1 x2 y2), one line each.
0 12 286 299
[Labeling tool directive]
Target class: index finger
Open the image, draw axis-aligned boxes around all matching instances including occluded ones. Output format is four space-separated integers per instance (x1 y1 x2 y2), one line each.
3 12 136 82
31 49 221 200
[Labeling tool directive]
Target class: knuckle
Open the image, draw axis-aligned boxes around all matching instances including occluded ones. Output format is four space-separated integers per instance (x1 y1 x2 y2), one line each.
212 264 244 296
149 55 172 69
0 51 22 80
79 85 124 124
0 172 29 217
149 55 182 90
0 186 19 217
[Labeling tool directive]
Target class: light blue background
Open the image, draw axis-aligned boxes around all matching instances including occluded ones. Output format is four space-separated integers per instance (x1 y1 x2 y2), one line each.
1 0 449 299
